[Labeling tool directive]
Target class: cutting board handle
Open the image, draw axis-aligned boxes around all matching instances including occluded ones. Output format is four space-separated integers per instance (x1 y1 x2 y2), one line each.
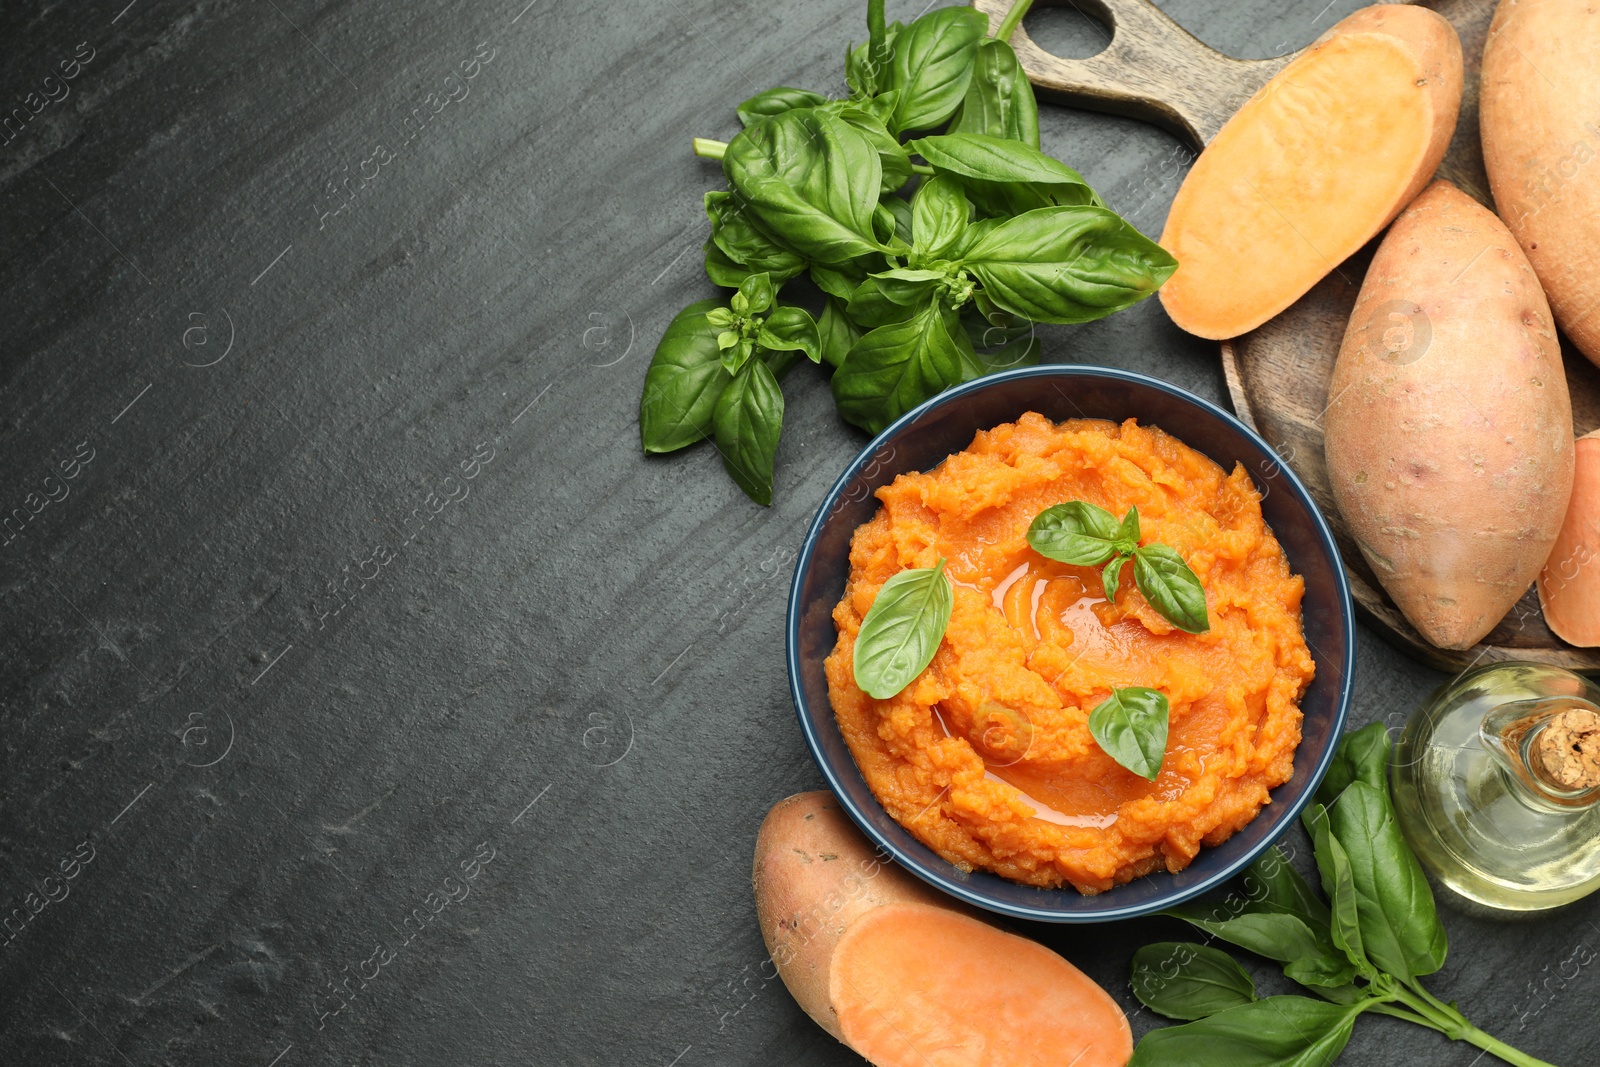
972 0 1295 147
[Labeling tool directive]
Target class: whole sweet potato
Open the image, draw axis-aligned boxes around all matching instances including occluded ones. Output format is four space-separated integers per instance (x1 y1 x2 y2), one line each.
1481 0 1600 368
1324 180 1574 650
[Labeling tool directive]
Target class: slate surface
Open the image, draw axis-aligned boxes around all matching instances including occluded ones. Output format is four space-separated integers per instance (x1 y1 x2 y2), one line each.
0 0 1593 1064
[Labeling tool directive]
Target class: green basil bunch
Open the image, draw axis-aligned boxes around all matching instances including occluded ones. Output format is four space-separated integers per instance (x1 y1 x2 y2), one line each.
639 0 1178 504
1129 724 1560 1067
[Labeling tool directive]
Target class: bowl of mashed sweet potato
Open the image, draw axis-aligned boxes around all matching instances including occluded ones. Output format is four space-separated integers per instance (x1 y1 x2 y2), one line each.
786 366 1354 922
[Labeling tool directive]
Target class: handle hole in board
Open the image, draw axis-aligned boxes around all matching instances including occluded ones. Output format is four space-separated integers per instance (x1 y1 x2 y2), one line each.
1023 1 1113 61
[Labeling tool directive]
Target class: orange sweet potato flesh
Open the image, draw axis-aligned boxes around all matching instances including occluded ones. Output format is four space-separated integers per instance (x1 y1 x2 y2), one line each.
754 793 1132 1065
1539 432 1600 646
1159 5 1462 340
832 903 1132 1067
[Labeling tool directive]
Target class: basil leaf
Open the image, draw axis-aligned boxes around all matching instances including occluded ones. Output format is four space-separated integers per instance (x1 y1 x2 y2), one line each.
871 267 947 304
724 109 885 264
845 88 897 128
910 133 1099 217
817 298 861 369
1166 847 1356 991
1133 543 1210 633
712 356 784 506
911 174 970 260
961 313 1039 372
719 335 753 376
737 271 775 315
832 299 979 434
947 37 1040 148
704 240 757 289
852 559 953 699
1128 996 1368 1067
640 299 729 454
736 86 830 127
811 261 866 303
1317 721 1391 807
1132 943 1256 1021
1026 501 1123 565
1242 845 1334 931
757 305 821 364
846 276 921 329
837 105 913 194
1324 780 1448 981
1161 910 1354 989
1117 506 1141 544
1304 803 1375 978
1088 686 1168 780
889 5 987 133
875 195 914 247
958 204 1178 324
1103 554 1128 598
705 192 806 283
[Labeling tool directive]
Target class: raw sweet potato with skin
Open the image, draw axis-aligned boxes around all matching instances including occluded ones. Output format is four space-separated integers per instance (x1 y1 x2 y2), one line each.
753 792 1132 1066
1159 4 1462 340
1324 180 1574 650
1538 432 1600 646
1481 0 1600 368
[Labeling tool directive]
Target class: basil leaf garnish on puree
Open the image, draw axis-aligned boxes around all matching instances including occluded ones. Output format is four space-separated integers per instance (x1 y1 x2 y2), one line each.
1023 499 1208 777
1089 687 1170 781
852 559 953 700
1026 500 1210 633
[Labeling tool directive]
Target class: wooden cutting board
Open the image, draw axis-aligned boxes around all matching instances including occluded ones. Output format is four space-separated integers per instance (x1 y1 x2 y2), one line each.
975 0 1600 674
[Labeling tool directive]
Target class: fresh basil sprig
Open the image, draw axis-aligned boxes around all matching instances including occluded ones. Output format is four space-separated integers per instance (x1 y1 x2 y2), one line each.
1089 686 1169 780
852 559 953 700
1130 725 1558 1067
640 273 817 505
641 0 1179 505
1026 501 1210 633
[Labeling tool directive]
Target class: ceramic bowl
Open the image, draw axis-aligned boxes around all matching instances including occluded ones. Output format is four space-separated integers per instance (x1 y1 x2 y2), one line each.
785 365 1355 922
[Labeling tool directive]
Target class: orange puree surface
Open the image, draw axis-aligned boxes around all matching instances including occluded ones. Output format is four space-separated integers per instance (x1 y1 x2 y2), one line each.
825 413 1315 893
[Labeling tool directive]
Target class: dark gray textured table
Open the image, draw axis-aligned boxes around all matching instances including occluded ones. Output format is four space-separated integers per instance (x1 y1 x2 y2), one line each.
0 0 1593 1064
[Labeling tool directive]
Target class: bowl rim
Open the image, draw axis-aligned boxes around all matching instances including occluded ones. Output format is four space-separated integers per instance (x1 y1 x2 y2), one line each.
784 363 1356 923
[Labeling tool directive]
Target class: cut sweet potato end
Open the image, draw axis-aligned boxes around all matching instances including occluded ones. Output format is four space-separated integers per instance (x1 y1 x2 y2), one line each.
1159 32 1435 339
830 903 1132 1067
1539 433 1600 647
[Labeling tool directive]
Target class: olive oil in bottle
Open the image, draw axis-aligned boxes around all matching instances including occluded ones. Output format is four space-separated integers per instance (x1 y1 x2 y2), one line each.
1391 662 1600 911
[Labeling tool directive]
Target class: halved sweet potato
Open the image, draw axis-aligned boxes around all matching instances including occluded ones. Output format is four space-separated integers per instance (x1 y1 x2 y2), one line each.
1159 5 1462 339
1538 431 1600 646
754 792 1131 1066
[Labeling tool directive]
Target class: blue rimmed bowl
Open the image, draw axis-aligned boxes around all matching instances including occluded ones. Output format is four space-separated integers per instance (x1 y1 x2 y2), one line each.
785 365 1355 923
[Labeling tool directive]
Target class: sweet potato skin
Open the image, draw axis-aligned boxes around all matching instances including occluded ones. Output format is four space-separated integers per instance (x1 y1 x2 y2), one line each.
1159 4 1461 339
1481 0 1600 368
752 792 949 1040
1538 432 1600 646
1325 180 1574 650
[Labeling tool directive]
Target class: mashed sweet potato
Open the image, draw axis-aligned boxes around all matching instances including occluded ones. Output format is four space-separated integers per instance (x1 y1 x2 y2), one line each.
825 413 1315 893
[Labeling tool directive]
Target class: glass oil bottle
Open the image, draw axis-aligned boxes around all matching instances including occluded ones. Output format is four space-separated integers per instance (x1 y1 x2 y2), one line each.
1390 662 1600 911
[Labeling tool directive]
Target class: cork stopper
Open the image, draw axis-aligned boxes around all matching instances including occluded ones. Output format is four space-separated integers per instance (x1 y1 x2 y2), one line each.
1531 708 1600 791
